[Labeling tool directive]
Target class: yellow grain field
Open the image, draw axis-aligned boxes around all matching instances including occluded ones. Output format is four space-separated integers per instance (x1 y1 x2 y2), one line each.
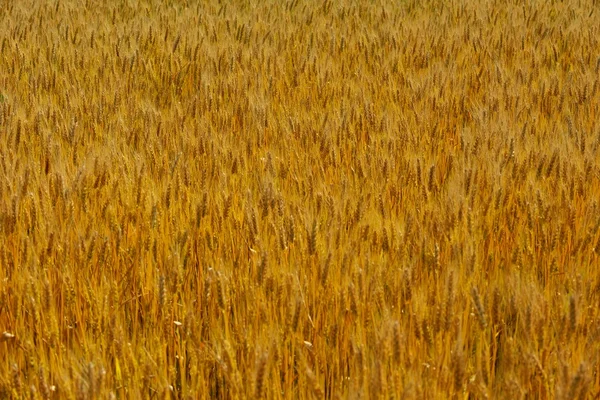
1 0 600 398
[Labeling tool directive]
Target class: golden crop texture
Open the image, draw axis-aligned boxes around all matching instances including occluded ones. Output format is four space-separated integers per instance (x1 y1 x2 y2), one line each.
1 0 600 398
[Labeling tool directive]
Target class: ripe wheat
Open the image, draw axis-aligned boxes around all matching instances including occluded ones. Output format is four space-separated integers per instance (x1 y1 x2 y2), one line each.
1 0 600 398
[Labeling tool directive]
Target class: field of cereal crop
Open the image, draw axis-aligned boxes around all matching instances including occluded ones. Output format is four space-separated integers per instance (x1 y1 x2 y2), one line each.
2 0 600 398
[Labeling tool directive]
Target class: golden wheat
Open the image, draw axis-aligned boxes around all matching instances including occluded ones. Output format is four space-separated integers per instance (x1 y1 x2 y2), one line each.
1 0 600 398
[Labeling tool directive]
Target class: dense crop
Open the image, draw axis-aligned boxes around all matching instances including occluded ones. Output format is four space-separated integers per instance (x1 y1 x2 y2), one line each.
2 0 600 398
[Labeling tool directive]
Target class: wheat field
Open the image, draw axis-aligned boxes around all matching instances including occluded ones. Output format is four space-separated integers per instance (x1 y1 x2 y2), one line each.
1 0 600 398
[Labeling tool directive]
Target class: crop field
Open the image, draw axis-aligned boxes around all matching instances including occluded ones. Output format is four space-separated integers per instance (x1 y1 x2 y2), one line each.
1 0 600 398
